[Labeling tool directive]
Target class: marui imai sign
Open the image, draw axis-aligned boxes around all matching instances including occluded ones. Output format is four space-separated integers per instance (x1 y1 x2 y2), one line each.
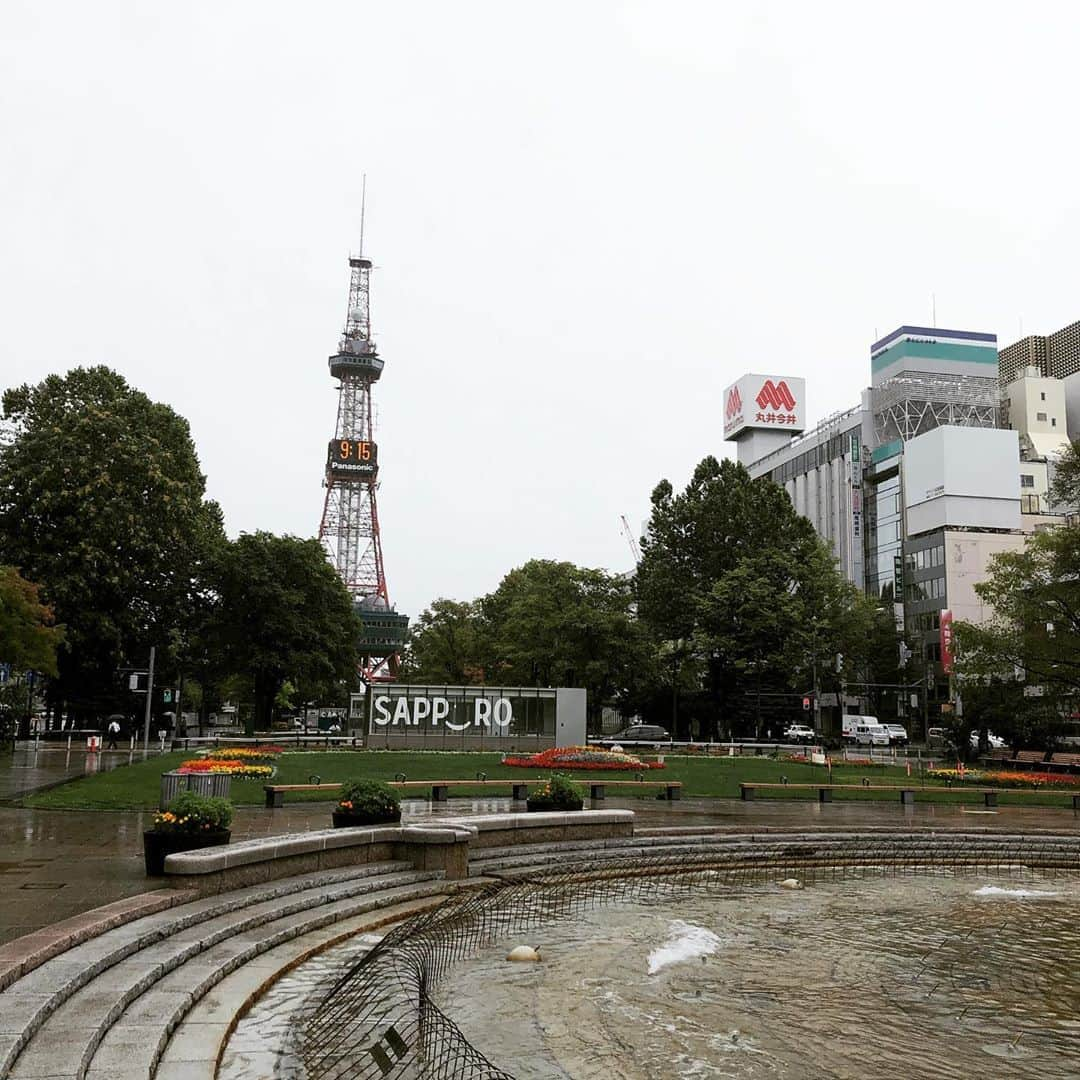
722 374 806 440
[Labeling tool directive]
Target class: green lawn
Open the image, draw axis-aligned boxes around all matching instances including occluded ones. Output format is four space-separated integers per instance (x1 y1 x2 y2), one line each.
20 750 1080 812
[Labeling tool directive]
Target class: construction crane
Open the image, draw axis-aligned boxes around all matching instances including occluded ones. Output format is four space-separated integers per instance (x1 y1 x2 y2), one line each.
620 514 642 565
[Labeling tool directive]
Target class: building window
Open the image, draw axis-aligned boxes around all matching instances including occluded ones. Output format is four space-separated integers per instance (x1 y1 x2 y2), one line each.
1037 412 1047 421
1022 494 1041 514
1041 392 1046 401
1052 417 1057 427
1021 474 1035 488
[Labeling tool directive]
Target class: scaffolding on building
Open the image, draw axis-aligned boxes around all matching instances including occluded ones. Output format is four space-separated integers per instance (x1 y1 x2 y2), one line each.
872 372 1001 445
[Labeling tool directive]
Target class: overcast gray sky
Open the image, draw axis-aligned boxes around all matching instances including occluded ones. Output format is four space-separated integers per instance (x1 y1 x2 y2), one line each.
4 2 1080 619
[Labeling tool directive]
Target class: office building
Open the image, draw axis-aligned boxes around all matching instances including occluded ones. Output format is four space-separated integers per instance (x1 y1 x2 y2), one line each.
726 324 1076 728
1000 318 1080 385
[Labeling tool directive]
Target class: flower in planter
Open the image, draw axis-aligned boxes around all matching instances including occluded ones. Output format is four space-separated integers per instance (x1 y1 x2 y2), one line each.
151 790 234 834
526 773 585 810
335 779 401 822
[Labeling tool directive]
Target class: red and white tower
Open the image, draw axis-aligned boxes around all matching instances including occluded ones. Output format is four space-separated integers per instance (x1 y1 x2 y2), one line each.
318 251 408 680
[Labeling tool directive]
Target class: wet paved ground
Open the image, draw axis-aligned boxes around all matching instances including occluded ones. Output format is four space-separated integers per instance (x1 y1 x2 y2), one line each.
0 743 161 802
2 747 1079 944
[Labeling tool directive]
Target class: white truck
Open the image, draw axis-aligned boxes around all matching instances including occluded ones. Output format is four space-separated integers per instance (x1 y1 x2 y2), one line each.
842 715 890 747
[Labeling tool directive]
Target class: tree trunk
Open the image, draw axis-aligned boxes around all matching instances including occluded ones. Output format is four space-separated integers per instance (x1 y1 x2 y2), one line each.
252 677 278 735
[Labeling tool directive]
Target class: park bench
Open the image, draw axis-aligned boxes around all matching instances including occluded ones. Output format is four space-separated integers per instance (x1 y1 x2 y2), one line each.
1049 753 1080 772
740 782 1080 810
263 777 682 808
1012 750 1049 768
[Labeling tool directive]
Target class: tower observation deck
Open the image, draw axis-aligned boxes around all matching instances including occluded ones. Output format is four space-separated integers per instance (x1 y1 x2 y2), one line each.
318 253 408 681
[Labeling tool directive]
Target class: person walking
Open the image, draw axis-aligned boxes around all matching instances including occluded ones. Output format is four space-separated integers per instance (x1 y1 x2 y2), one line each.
106 717 121 750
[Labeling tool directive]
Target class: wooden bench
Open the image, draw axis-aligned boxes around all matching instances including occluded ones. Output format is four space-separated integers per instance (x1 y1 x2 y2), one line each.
1049 753 1080 772
740 782 1080 809
264 778 682 808
1012 750 1049 767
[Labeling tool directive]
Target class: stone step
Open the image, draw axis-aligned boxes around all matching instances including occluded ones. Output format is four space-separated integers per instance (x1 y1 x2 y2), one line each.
81 882 447 1080
1 863 433 1080
154 896 442 1080
470 837 749 875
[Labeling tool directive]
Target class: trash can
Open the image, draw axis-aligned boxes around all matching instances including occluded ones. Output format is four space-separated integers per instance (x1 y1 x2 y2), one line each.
159 771 232 809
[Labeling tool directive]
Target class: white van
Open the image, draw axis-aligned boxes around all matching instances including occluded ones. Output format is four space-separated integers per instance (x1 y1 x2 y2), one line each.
842 715 880 742
853 722 890 748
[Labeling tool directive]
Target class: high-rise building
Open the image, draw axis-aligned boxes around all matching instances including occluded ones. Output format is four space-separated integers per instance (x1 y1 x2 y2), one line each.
731 323 1073 735
1000 319 1080 384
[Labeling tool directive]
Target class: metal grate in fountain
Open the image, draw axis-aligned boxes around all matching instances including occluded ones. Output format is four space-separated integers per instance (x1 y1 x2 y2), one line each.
301 833 1080 1079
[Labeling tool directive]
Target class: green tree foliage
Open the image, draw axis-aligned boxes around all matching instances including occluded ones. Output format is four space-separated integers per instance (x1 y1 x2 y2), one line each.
205 532 360 733
0 566 63 677
0 367 224 718
954 523 1080 741
483 560 649 721
637 456 884 738
401 562 649 722
1050 438 1080 508
948 678 1064 758
400 599 487 684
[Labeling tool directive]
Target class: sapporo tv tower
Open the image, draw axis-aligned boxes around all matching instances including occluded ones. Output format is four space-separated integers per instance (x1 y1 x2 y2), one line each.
318 203 408 681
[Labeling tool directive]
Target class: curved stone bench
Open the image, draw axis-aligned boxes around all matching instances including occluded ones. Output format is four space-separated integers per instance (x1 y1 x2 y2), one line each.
162 811 635 893
163 824 473 893
438 809 634 849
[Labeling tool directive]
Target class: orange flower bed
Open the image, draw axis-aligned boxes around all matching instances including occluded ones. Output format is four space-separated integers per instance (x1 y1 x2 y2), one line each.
178 758 273 779
503 745 664 770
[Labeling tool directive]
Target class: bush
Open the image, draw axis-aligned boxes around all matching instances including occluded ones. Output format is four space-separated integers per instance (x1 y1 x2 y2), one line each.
152 790 233 834
527 773 585 810
338 778 401 818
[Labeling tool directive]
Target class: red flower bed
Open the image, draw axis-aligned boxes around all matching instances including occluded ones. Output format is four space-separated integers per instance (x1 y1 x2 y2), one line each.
503 745 664 770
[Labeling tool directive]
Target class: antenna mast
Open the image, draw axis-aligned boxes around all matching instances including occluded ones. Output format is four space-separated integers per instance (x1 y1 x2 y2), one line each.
318 192 408 682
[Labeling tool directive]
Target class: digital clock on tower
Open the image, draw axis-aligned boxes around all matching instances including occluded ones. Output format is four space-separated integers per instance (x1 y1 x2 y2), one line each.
327 439 379 475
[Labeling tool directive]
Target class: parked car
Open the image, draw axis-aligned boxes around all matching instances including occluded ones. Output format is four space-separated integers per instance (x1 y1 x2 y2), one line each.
783 724 817 745
884 723 909 747
969 730 1007 750
853 721 890 748
842 715 880 743
927 727 955 750
595 724 670 746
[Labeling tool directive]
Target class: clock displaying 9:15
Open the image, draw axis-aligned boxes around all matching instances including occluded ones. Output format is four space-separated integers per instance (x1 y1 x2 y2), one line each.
328 439 379 466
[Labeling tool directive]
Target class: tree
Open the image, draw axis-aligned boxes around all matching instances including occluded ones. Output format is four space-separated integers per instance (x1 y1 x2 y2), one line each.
0 367 224 720
481 560 649 723
1050 438 1080 508
0 566 63 676
400 600 487 684
205 532 360 733
637 456 866 738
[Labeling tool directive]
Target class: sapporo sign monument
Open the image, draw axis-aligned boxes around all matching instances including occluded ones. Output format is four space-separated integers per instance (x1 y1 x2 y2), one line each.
353 685 586 750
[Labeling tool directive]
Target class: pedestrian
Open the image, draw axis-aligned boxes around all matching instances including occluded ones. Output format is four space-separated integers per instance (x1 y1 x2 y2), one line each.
106 717 121 750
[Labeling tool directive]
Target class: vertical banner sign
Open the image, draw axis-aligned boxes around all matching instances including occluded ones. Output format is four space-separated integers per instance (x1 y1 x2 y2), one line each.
940 610 954 674
893 555 904 598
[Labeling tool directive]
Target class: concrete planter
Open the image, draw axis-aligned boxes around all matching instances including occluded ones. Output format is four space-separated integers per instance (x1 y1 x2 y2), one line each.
159 771 232 810
143 829 231 876
332 809 402 828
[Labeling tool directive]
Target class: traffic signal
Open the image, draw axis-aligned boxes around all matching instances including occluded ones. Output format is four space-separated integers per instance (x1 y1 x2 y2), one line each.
802 696 811 711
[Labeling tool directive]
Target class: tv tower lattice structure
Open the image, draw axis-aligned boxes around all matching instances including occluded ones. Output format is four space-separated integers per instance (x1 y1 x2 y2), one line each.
318 251 408 681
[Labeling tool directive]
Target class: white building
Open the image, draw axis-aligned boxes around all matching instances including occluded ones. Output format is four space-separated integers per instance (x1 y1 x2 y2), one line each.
726 324 1076 728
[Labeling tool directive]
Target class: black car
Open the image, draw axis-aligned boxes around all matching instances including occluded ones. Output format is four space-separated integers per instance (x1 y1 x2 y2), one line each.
595 724 670 746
